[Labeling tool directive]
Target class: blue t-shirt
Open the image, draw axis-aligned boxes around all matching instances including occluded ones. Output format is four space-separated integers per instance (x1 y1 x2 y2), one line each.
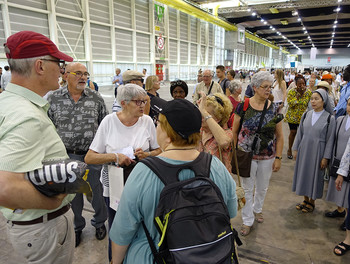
109 155 237 264
245 84 254 98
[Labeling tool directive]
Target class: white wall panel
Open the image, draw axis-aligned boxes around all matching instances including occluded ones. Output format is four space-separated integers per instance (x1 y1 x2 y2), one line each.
136 33 150 62
55 0 83 18
200 21 206 44
190 43 197 64
90 23 112 61
8 0 46 10
56 16 85 59
89 0 110 25
0 6 5 56
169 39 177 64
190 17 197 43
115 29 133 62
93 62 114 84
135 0 149 32
9 7 49 37
179 12 187 41
180 41 188 64
179 65 189 79
168 7 177 39
209 24 214 46
200 45 206 65
208 47 213 65
114 0 132 29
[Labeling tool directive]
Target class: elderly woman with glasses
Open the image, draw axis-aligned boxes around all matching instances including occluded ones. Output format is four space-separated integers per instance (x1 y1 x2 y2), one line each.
197 91 233 172
232 71 284 236
85 84 161 261
170 80 188 99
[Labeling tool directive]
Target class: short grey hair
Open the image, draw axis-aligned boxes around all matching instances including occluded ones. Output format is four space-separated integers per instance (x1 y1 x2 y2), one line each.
251 71 274 89
8 54 51 77
117 83 147 105
228 80 242 94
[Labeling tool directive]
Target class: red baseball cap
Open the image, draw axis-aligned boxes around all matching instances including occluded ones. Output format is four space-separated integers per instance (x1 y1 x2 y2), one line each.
4 31 73 62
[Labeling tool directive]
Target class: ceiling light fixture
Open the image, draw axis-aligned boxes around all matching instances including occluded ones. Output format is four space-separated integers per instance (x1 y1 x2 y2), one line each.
247 8 251 12
292 11 298 16
304 31 307 34
261 19 265 22
335 7 341 12
302 27 306 30
334 20 338 24
297 18 301 21
252 12 256 16
333 25 337 28
330 45 333 48
264 21 267 24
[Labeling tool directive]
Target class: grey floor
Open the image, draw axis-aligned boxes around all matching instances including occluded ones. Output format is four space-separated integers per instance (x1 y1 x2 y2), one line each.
1 83 350 263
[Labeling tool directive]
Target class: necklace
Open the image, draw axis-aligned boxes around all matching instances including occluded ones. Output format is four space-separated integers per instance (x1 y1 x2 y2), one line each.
163 148 196 152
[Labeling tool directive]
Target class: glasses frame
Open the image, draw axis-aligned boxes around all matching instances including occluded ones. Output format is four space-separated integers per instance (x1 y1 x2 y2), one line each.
67 71 90 78
259 85 272 90
130 99 147 106
40 58 65 69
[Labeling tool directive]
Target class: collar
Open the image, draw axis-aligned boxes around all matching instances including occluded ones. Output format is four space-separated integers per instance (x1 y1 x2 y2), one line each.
5 83 49 111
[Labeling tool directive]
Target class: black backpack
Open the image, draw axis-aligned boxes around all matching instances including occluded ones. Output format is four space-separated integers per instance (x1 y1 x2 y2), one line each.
140 152 241 264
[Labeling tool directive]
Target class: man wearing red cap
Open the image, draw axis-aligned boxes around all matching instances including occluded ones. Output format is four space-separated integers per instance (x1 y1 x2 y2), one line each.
0 31 75 264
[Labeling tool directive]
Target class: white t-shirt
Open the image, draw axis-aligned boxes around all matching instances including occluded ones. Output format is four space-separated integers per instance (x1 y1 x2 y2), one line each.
89 113 159 196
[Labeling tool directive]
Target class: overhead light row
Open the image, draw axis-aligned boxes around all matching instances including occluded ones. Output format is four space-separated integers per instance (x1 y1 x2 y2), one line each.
250 9 300 50
330 2 342 48
293 9 313 49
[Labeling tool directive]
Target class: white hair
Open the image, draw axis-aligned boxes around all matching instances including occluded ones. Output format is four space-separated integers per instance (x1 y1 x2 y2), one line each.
251 71 274 89
8 55 51 77
228 80 242 94
117 83 147 105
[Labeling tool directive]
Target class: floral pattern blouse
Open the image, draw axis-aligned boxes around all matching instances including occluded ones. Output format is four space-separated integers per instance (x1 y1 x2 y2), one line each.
285 88 312 124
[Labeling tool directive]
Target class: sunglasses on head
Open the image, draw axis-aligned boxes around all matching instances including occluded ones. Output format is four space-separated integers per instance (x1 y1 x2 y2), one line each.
171 80 185 87
209 95 224 107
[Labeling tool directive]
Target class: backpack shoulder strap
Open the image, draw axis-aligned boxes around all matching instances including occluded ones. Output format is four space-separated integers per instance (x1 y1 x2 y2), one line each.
140 152 212 186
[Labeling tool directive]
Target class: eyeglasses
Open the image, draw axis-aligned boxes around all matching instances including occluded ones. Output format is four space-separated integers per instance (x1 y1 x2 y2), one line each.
203 75 212 78
130 99 147 106
67 71 90 78
40 59 65 69
170 80 185 87
259 85 272 90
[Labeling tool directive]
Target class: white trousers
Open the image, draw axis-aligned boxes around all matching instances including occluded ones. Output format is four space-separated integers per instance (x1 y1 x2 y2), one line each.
241 159 274 226
7 209 75 264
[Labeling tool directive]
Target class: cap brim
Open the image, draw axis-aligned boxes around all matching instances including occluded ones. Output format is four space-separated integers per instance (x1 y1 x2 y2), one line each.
51 50 73 62
150 97 168 114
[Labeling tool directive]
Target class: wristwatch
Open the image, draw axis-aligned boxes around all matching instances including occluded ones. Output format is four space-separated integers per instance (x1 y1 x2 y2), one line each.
275 156 282 160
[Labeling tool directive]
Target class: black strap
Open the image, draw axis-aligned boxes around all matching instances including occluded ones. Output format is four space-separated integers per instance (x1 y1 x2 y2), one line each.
207 81 214 95
334 116 346 155
141 221 163 264
237 98 250 142
140 152 212 186
251 99 269 154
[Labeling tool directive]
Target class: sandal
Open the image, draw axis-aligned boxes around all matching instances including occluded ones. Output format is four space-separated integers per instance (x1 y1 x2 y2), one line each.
296 200 307 210
287 150 293 159
255 212 264 223
240 224 252 236
301 201 315 213
334 242 350 256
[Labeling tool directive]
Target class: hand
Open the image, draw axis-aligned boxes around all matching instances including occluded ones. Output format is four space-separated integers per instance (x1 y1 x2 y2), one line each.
117 153 135 167
272 159 281 172
197 92 209 116
335 175 344 191
320 158 328 169
134 148 150 160
293 150 297 161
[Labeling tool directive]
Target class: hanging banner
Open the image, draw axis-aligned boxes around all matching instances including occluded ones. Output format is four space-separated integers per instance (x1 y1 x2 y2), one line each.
237 25 245 44
155 4 164 22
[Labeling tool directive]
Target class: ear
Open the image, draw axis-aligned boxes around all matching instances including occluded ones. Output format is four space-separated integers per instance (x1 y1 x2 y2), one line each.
120 100 128 108
34 59 45 76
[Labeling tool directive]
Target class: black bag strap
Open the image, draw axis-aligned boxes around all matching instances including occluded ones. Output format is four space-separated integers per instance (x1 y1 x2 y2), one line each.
334 116 346 155
141 221 163 264
251 99 269 154
236 98 250 141
207 81 214 95
139 152 212 186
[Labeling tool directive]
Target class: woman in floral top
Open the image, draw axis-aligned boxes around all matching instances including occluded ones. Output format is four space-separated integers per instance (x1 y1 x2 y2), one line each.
285 75 312 159
197 92 233 171
232 71 284 237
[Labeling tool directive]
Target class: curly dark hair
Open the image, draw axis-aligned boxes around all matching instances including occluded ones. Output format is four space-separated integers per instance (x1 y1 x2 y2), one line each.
294 74 306 84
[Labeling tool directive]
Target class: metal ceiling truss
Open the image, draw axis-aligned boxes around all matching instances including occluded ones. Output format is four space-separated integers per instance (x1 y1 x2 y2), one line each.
218 0 350 13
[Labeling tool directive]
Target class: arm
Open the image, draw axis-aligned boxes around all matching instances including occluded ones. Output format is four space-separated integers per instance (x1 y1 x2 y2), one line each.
111 242 129 264
89 80 95 90
134 148 162 160
144 95 151 115
231 113 241 147
281 81 287 103
272 122 284 172
292 112 306 159
0 171 65 210
85 150 134 167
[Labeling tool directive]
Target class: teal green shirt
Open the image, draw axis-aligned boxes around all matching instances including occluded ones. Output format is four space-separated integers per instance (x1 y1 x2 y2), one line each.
0 83 74 221
109 156 237 264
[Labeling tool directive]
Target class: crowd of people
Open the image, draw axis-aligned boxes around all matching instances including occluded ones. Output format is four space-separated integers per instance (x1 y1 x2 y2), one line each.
1 30 350 264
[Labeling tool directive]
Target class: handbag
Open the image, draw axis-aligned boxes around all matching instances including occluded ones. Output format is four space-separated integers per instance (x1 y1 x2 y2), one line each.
231 98 269 177
329 117 350 181
219 145 246 211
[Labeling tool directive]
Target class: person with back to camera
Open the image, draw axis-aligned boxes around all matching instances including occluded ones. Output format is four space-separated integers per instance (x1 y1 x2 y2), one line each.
325 96 350 231
197 91 233 171
144 75 160 125
109 97 237 264
227 80 243 129
292 89 335 213
170 79 188 99
232 71 284 236
84 84 161 261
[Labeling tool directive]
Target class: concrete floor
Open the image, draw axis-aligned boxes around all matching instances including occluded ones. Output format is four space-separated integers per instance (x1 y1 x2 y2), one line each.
1 82 350 263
